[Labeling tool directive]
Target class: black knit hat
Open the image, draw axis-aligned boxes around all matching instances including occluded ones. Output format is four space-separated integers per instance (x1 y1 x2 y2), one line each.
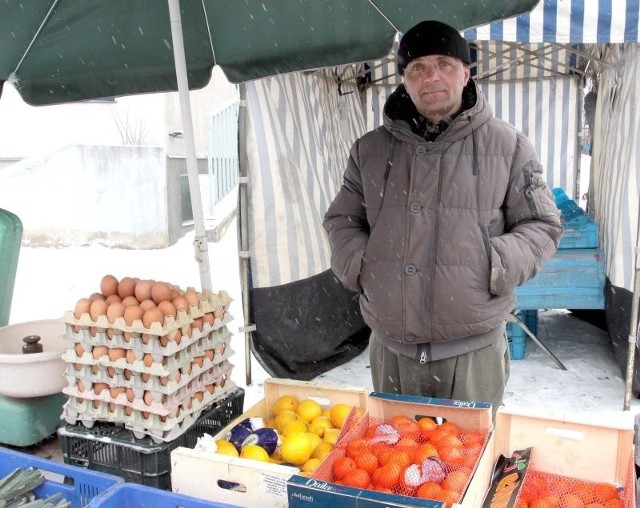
397 20 471 75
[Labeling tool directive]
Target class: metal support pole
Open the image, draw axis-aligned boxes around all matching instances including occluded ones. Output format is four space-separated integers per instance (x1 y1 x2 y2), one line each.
168 0 212 291
237 84 254 385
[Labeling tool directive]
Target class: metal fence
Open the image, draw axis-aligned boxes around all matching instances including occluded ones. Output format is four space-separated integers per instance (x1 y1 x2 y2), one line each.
207 97 240 213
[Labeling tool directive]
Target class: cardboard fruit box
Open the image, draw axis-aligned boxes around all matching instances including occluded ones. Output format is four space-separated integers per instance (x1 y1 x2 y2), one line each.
463 406 636 507
288 392 494 508
170 378 368 508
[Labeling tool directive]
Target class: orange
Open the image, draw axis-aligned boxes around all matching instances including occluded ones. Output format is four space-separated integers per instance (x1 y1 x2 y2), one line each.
396 437 419 455
438 421 462 437
353 451 379 475
388 415 414 428
439 445 464 465
341 468 371 489
520 475 550 502
529 497 558 508
413 442 439 464
435 433 464 451
584 504 606 508
575 483 597 503
594 483 619 503
364 424 379 439
428 428 453 446
395 421 422 440
515 500 529 508
461 429 485 448
382 449 412 469
438 488 461 508
458 445 482 468
332 455 356 480
561 493 585 508
442 469 470 492
416 481 443 500
346 438 369 459
371 462 403 489
372 443 394 464
417 417 438 438
604 499 624 508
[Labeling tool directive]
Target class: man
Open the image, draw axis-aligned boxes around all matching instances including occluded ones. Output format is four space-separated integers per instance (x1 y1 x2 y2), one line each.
323 20 562 414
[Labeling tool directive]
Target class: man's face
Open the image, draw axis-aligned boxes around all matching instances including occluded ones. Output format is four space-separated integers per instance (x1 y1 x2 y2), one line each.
403 54 470 123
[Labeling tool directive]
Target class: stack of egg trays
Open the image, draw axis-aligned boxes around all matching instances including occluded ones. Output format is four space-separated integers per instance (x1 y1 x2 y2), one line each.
60 289 238 442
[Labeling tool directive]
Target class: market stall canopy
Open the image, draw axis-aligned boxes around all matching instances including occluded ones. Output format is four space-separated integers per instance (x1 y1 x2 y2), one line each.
0 0 540 106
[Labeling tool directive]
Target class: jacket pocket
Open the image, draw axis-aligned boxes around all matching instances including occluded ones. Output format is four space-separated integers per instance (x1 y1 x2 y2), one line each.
479 223 495 295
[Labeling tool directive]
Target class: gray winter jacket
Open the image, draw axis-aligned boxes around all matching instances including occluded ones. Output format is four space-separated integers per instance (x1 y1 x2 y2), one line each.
323 81 562 345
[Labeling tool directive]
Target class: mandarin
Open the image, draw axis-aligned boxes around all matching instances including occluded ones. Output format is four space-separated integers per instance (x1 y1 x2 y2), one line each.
442 469 470 492
604 499 624 508
438 421 462 437
346 438 369 459
416 481 443 500
332 455 356 480
594 483 619 503
383 449 412 469
371 462 403 489
413 442 439 464
388 414 414 428
354 451 379 475
395 421 422 440
417 417 438 438
561 493 586 508
341 468 371 489
438 488 461 507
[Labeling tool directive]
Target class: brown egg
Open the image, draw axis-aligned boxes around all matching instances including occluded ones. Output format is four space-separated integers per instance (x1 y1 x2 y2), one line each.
142 411 151 419
92 345 108 359
117 277 137 299
184 290 200 309
74 363 83 371
125 387 135 402
74 298 91 319
92 400 101 409
106 328 115 339
91 365 99 374
108 347 126 362
100 274 119 297
89 299 108 321
125 349 137 364
74 343 85 357
194 391 204 403
151 281 172 304
139 299 156 311
141 333 152 344
134 279 154 302
159 375 169 386
88 292 106 302
76 379 85 392
122 331 133 342
106 302 126 324
202 312 214 327
205 383 214 394
214 308 224 320
173 370 181 383
141 372 150 383
107 366 116 378
192 317 203 332
142 307 164 329
121 295 139 307
143 391 154 406
93 382 108 395
204 349 214 361
125 405 134 416
193 356 204 368
159 335 169 347
183 399 192 411
123 305 143 326
172 295 189 312
174 329 183 345
123 369 132 380
142 353 154 367
108 402 117 413
157 300 177 320
110 386 125 398
105 294 122 305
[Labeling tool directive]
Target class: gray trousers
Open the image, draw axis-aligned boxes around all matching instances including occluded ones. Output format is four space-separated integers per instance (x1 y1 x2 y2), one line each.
369 330 510 418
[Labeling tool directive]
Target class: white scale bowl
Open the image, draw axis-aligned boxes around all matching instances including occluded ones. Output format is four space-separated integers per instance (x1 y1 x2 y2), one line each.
0 319 67 398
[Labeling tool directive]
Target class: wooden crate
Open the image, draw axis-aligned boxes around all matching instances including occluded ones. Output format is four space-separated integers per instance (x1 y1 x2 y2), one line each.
170 378 368 508
459 406 636 507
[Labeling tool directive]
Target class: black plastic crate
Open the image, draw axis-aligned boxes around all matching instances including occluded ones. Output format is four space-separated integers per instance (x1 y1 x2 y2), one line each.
58 387 244 490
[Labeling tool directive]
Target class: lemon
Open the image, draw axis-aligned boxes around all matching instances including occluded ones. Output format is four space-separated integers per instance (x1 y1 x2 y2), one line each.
305 431 323 452
280 432 313 466
322 427 341 445
272 394 298 415
240 444 270 462
311 442 334 460
273 410 300 434
281 418 309 436
308 416 334 437
215 439 239 457
296 399 323 423
329 403 353 429
302 458 322 473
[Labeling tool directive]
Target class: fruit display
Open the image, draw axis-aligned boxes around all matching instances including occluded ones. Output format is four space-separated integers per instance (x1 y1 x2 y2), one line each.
517 472 625 508
311 413 488 507
60 275 237 442
213 393 360 474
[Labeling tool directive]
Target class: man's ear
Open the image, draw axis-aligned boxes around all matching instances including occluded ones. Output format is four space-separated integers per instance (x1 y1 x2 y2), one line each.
463 66 471 85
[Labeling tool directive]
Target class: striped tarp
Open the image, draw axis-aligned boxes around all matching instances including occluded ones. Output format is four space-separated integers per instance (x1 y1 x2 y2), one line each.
244 66 365 288
464 0 640 43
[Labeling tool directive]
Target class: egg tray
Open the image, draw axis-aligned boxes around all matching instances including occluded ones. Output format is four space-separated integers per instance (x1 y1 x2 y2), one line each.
62 332 232 378
62 378 237 443
64 317 232 358
61 306 231 348
64 356 235 403
62 360 234 416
